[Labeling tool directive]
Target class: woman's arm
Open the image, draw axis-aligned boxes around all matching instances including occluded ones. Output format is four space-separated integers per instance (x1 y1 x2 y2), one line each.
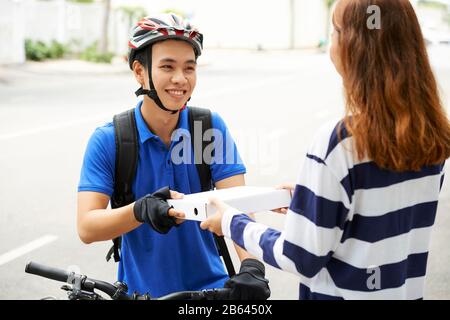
215 174 257 262
202 155 351 279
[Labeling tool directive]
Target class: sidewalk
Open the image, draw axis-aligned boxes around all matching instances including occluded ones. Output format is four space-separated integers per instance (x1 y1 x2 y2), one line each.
1 45 448 77
0 48 325 79
0 57 130 77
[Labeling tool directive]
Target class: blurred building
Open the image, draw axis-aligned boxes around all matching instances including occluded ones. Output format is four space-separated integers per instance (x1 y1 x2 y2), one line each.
1 0 449 65
0 0 332 65
0 0 26 64
111 0 330 50
155 0 328 50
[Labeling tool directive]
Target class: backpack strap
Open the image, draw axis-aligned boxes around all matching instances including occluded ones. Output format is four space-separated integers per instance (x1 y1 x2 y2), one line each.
106 108 138 262
188 107 236 277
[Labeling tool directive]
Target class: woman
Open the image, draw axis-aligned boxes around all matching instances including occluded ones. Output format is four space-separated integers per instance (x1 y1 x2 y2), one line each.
201 0 450 300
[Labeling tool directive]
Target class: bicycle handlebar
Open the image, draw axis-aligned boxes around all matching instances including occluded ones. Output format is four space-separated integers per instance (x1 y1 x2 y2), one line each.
25 261 231 300
25 261 70 283
160 288 231 300
26 261 126 299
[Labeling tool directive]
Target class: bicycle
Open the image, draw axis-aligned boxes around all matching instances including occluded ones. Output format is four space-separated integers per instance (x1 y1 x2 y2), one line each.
25 261 231 300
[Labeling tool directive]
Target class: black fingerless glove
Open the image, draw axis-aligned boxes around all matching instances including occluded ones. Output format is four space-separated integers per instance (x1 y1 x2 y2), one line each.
133 186 177 234
224 258 271 300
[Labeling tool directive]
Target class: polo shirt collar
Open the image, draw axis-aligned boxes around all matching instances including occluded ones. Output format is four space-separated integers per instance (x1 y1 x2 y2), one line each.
134 100 190 144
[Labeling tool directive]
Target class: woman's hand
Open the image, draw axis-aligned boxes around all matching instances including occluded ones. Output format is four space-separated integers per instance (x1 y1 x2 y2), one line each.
271 183 295 215
200 197 232 236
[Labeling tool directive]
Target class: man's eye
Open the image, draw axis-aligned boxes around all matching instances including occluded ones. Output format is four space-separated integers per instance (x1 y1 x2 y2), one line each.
161 65 172 69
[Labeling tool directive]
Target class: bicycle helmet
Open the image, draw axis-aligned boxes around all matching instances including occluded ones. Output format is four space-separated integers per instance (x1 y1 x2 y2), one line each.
128 13 204 114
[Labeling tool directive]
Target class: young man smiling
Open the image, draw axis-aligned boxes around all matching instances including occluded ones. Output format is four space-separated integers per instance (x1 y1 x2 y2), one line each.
77 13 270 299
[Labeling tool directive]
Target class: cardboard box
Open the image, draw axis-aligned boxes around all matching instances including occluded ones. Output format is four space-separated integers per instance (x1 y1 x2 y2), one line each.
167 186 292 221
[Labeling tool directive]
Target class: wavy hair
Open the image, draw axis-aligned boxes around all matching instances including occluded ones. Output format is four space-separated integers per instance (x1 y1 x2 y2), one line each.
335 0 450 171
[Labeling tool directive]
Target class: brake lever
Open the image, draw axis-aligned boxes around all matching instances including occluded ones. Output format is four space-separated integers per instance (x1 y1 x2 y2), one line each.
61 284 104 300
63 273 105 300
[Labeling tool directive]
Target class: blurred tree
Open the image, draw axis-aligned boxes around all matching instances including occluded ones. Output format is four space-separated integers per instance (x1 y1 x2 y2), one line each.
161 8 186 18
325 0 336 32
98 0 110 54
68 0 94 3
118 5 147 31
323 0 336 47
417 0 447 10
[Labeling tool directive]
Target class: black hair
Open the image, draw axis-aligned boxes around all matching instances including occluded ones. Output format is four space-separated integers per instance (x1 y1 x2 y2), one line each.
132 46 152 70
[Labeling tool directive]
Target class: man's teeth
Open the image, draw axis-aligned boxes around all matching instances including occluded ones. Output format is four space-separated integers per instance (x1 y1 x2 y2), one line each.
167 90 184 96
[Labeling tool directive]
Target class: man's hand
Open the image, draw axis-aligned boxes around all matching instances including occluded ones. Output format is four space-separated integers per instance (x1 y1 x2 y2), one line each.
133 186 185 234
225 258 271 300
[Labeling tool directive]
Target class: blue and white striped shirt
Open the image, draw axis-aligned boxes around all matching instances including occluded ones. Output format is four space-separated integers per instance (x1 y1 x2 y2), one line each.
222 120 446 300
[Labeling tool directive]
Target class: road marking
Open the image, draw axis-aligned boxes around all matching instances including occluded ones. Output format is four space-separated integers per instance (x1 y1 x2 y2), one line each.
0 114 112 141
0 235 58 266
0 75 297 141
198 75 297 99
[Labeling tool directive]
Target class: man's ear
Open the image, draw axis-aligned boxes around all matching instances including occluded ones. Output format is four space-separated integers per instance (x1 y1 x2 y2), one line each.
132 60 146 87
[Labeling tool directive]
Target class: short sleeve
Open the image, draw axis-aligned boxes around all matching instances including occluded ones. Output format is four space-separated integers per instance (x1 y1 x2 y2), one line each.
78 124 116 196
209 112 246 183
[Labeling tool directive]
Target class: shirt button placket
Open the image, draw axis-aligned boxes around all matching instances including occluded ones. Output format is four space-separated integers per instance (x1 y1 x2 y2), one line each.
166 155 175 189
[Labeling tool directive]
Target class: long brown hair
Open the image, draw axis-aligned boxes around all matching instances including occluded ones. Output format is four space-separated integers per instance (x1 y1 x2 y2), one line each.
335 0 450 171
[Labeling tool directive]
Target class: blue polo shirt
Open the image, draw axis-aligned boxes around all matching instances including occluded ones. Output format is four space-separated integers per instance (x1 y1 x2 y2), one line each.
78 100 246 297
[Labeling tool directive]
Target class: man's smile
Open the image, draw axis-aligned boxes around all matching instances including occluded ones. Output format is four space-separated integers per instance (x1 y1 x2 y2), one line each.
165 89 187 99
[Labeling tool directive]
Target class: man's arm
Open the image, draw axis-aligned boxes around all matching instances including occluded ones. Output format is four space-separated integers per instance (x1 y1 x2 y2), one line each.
77 190 185 244
77 191 141 244
214 174 255 262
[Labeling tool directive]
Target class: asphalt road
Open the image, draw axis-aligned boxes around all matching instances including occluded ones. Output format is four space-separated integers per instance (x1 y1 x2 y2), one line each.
0 47 449 300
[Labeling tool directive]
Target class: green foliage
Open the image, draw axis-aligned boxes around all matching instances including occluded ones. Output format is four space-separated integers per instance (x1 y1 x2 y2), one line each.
25 39 114 64
68 0 94 3
25 40 47 61
25 39 68 61
318 39 328 49
48 40 67 59
118 5 147 21
161 9 186 18
418 0 449 26
80 42 114 63
325 0 336 9
417 0 448 10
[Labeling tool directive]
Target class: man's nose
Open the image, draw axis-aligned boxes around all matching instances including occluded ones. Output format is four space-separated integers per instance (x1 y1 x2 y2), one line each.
171 68 188 84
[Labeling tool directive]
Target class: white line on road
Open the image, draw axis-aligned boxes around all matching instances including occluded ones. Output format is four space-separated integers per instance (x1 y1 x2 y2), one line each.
0 114 113 141
0 235 58 266
198 75 297 99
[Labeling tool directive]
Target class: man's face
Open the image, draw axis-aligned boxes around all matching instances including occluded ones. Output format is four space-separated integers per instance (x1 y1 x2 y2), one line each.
148 39 197 111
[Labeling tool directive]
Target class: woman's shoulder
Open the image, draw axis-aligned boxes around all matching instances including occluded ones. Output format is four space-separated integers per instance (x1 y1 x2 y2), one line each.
307 118 351 161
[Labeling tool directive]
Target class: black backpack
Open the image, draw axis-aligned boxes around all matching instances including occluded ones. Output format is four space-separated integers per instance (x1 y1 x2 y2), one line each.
105 107 236 277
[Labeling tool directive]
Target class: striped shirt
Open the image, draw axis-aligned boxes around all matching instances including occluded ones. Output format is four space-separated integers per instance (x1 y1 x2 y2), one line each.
222 120 446 300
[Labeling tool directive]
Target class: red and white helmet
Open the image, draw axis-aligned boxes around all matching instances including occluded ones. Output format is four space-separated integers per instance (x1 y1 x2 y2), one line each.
128 13 203 70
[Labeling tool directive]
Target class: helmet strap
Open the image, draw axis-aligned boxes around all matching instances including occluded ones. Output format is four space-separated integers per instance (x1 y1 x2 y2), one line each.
134 47 180 115
134 87 179 115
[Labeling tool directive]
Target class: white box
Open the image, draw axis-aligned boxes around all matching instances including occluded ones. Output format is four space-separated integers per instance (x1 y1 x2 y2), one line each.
167 186 292 221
